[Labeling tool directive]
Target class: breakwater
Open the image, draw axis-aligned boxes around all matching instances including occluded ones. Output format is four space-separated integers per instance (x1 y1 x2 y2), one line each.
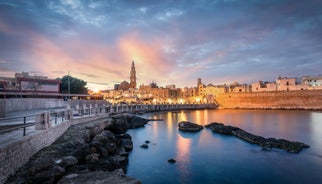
216 90 322 110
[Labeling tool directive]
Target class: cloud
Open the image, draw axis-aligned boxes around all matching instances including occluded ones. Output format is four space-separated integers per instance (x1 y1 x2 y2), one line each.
0 0 321 89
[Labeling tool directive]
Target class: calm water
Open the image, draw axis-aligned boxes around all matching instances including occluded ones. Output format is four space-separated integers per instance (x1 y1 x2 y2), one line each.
126 109 322 184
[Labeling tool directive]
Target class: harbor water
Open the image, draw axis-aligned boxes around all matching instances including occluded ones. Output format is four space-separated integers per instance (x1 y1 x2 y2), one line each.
127 109 322 184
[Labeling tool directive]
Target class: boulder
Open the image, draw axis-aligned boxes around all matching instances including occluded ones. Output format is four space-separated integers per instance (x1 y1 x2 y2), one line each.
121 139 133 151
6 114 145 183
205 122 240 134
178 121 203 132
140 144 148 149
57 170 141 184
60 156 78 167
86 153 100 164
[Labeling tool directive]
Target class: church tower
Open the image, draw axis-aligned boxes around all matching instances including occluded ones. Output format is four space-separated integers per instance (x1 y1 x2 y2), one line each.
129 60 137 89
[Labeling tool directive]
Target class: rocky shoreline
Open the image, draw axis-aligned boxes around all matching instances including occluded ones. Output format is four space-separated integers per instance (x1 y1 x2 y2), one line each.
6 114 148 184
205 122 310 153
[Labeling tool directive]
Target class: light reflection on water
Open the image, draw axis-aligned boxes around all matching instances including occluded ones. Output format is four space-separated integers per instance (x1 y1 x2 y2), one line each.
127 109 322 184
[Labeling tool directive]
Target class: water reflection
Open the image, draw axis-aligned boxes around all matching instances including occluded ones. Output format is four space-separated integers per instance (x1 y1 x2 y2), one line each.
127 109 322 184
310 112 322 153
179 110 188 121
167 112 173 137
176 133 192 183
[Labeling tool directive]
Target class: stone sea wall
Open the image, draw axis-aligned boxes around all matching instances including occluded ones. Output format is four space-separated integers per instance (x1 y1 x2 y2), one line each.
216 90 322 110
0 115 109 184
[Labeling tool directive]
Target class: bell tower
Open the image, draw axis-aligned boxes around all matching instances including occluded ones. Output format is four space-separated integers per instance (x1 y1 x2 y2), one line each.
129 60 137 89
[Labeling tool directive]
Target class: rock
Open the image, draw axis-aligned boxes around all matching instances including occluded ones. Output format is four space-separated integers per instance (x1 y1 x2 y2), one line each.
115 133 132 140
205 122 240 134
86 153 100 164
33 165 65 184
205 122 310 153
105 142 117 153
145 140 150 144
60 156 78 167
6 115 145 183
168 159 176 163
140 144 148 149
178 121 203 132
89 126 101 139
129 116 149 128
121 139 133 151
57 170 141 184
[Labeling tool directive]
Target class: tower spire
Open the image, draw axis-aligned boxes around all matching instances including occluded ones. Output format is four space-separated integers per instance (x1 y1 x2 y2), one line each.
129 60 137 89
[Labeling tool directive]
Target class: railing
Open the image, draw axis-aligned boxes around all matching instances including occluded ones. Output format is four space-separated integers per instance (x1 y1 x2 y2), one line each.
0 114 45 137
0 103 217 140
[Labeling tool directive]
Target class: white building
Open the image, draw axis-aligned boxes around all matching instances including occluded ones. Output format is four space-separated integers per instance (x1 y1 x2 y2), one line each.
302 76 322 87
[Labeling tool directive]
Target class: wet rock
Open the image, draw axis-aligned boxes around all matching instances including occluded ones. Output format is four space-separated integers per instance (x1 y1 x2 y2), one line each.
206 122 310 153
178 121 203 132
115 133 132 140
140 144 148 149
205 122 240 134
121 139 133 151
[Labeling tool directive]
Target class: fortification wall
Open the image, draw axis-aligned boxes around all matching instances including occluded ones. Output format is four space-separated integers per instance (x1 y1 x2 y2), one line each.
216 90 322 110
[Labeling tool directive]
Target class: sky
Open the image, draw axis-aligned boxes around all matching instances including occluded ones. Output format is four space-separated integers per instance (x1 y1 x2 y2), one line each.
0 0 322 90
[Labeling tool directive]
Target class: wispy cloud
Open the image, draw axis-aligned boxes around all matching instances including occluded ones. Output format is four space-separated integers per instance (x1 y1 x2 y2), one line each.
0 0 321 90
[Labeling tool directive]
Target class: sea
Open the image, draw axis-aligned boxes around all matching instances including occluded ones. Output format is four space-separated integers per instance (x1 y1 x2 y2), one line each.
126 109 322 184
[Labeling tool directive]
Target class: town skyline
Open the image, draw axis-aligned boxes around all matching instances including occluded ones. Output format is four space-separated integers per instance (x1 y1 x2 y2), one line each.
1 0 322 90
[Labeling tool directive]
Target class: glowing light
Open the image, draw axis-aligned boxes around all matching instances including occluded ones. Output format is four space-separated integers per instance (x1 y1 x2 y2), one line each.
195 97 201 103
92 88 100 93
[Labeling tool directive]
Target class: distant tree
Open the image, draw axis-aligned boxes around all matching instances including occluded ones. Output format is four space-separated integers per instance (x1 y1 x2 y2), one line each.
60 75 88 94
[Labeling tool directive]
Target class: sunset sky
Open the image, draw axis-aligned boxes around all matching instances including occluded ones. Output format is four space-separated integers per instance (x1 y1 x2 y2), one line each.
0 0 322 90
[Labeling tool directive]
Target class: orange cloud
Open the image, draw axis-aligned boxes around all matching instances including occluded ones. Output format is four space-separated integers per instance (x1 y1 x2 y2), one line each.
16 30 182 90
118 32 175 85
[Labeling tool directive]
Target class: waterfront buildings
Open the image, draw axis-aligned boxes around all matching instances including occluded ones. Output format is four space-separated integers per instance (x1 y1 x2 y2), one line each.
1 61 322 103
0 72 61 93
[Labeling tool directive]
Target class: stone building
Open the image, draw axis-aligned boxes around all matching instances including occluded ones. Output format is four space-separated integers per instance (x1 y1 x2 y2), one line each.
251 81 277 92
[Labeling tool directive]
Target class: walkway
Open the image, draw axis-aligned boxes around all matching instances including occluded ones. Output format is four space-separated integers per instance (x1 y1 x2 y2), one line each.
0 107 66 147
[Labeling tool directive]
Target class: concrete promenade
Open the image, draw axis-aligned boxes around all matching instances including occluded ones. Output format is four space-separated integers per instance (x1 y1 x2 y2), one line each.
0 102 217 184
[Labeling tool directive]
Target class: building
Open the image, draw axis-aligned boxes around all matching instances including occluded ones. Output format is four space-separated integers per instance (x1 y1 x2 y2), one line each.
0 72 61 93
276 77 308 91
302 76 322 87
228 82 250 93
197 78 206 96
251 81 277 92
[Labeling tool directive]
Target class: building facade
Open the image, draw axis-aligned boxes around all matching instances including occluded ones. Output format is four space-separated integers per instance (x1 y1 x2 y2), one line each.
0 72 61 93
